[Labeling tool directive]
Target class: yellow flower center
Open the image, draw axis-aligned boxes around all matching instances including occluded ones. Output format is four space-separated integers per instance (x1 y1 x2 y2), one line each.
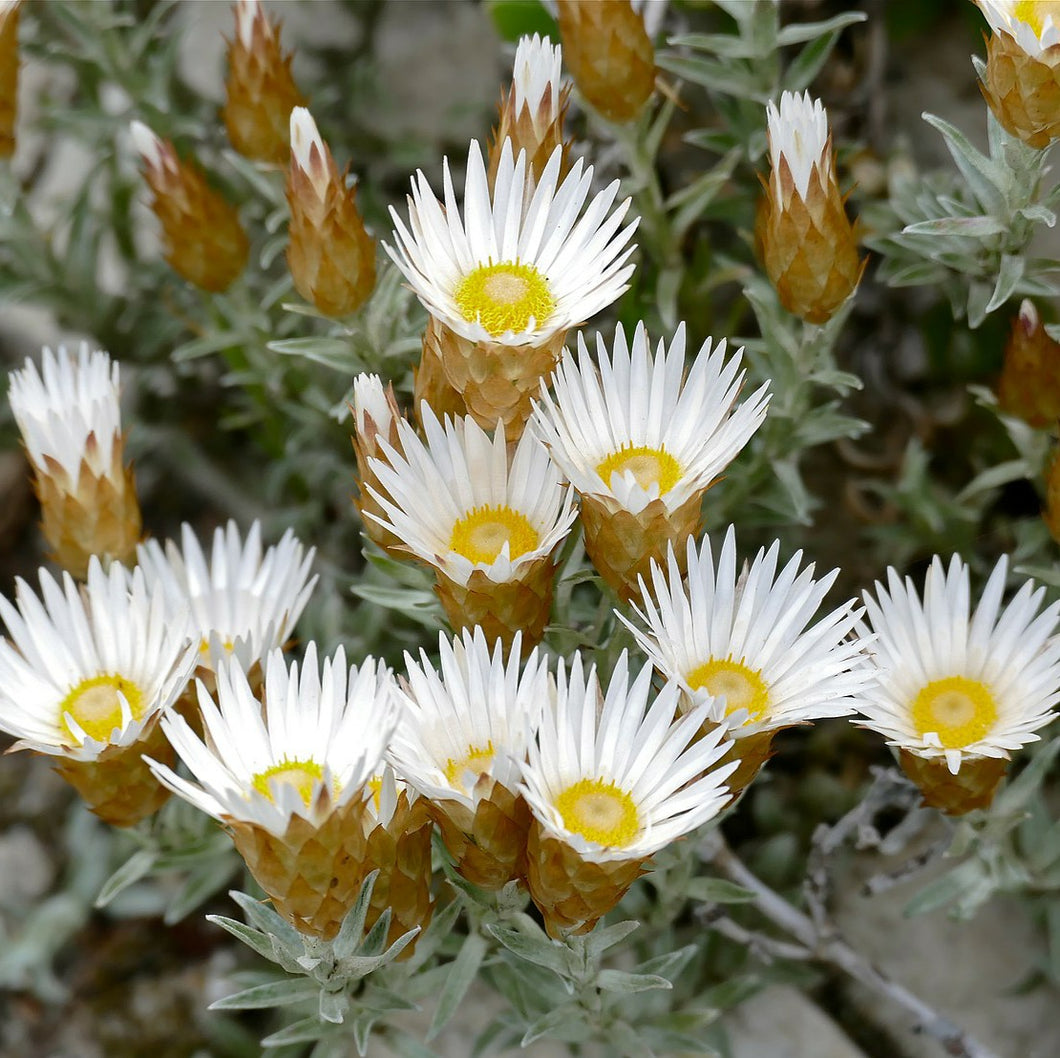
596 444 682 495
443 741 496 792
449 504 540 564
252 759 325 805
686 658 770 724
555 778 639 848
59 674 145 744
911 676 998 749
367 774 384 812
1014 0 1060 35
453 260 556 337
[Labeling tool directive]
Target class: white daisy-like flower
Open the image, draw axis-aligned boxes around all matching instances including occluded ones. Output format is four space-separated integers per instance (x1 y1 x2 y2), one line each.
978 1 1060 55
520 651 736 863
385 139 637 347
858 554 1060 775
391 628 548 809
8 343 122 481
510 33 565 124
148 645 397 837
531 322 770 516
0 558 194 760
766 90 832 201
366 404 577 587
135 520 317 674
621 527 871 738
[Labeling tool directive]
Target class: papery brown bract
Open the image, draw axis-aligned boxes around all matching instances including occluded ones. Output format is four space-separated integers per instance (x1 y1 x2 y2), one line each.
0 1 21 157
997 299 1060 427
898 749 1009 815
981 28 1060 148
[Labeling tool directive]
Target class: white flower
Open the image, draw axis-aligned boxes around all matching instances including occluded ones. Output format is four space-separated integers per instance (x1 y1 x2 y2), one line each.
385 139 637 347
8 344 123 481
531 322 769 515
0 558 194 760
390 628 548 809
621 527 871 738
366 405 577 587
148 645 397 836
858 554 1060 774
520 651 736 863
978 1 1060 55
351 372 398 439
510 33 565 123
134 520 317 674
289 106 330 201
766 90 831 200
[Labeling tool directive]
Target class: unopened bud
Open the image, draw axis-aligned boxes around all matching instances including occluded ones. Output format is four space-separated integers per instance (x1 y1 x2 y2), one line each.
131 121 249 292
224 0 306 163
758 91 864 324
286 107 375 316
0 1 21 157
977 0 1060 148
488 34 571 191
1044 445 1060 542
997 299 1060 426
556 0 655 124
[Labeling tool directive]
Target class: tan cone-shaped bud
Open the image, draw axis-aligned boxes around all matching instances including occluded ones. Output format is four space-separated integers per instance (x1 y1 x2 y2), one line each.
352 380 408 557
525 822 647 937
758 153 864 325
223 0 306 164
425 319 566 439
415 320 470 424
53 717 173 827
580 491 700 603
430 779 531 890
980 27 1060 148
131 122 249 293
229 795 371 940
362 792 434 957
556 0 655 124
434 559 557 657
1044 447 1060 542
34 438 142 580
0 2 21 158
997 299 1060 426
898 749 1009 815
487 37 572 192
287 107 376 317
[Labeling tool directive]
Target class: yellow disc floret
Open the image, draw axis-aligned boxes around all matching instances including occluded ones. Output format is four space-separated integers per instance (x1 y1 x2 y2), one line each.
555 777 639 848
59 673 145 744
1014 1 1060 36
252 758 325 805
911 676 999 749
686 657 770 724
596 443 682 495
449 504 540 564
443 740 496 792
454 260 556 337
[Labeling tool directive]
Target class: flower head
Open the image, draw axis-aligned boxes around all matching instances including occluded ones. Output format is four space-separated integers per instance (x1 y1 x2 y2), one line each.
386 139 637 347
391 628 548 810
978 1 1060 55
135 520 317 675
0 558 194 760
858 554 1060 776
367 406 576 590
148 645 397 837
533 322 769 516
622 527 870 739
521 651 735 864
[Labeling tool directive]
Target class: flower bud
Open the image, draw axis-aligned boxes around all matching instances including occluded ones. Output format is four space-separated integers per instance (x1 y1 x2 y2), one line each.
1044 445 1060 542
997 299 1060 426
223 0 306 163
488 34 571 192
556 0 655 124
286 107 376 317
0 1 20 158
8 345 142 579
758 91 864 324
131 121 249 292
977 1 1060 148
